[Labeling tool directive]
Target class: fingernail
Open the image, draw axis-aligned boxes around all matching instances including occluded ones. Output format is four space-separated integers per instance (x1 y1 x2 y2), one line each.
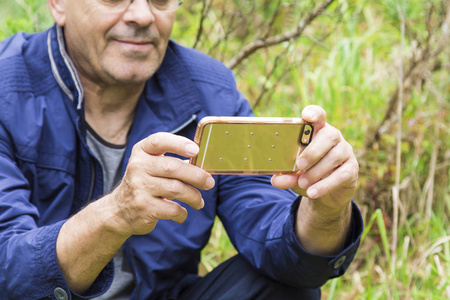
200 198 205 209
307 188 318 199
185 143 199 156
304 110 317 121
298 177 309 189
296 158 308 170
205 177 215 189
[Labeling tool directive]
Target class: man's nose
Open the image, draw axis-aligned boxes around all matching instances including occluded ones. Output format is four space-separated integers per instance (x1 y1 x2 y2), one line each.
123 0 156 27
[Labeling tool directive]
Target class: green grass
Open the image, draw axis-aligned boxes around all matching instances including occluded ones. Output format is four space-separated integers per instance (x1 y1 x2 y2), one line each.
201 206 449 299
1 0 449 299
0 0 52 38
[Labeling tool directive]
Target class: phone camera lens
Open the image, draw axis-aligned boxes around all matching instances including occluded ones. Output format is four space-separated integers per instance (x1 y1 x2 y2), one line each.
304 130 311 135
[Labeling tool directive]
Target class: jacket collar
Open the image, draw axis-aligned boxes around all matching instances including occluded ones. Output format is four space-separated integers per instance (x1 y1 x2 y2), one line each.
47 25 84 110
47 24 202 133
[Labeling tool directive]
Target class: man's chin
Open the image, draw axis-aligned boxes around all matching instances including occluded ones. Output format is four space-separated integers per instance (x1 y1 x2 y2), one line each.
101 57 161 86
113 75 152 86
105 68 158 86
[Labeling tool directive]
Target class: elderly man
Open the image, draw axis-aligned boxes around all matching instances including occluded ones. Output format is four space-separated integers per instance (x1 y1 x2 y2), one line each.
0 0 362 299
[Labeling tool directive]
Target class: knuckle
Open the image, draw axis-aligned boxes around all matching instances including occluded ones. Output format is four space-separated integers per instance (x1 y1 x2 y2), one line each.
166 179 182 196
338 163 357 184
192 191 203 207
162 159 179 175
166 202 184 218
330 128 342 144
332 156 343 169
193 170 208 185
322 125 340 144
334 170 348 186
176 209 188 224
148 133 162 149
126 157 140 172
143 216 157 227
122 172 140 192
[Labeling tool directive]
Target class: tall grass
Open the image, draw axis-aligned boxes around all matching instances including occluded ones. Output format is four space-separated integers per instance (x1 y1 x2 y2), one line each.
0 0 52 37
179 1 450 299
1 0 449 299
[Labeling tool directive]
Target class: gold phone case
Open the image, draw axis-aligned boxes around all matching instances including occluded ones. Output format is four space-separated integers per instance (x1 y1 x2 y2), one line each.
190 117 314 175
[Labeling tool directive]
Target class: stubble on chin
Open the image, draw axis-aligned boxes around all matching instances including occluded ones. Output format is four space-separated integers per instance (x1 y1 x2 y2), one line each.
100 50 164 86
101 27 171 85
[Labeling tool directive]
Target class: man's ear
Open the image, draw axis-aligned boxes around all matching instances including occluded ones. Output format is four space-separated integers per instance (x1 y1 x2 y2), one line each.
48 0 66 26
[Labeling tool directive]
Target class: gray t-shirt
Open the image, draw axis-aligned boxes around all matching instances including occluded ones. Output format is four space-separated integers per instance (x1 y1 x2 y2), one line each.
80 126 134 300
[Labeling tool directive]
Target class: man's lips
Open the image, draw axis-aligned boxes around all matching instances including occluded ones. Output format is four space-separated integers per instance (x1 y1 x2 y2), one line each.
113 39 155 51
118 39 152 45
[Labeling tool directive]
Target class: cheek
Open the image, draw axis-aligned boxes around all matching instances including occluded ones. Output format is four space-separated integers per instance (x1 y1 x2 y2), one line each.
66 25 101 59
157 14 175 40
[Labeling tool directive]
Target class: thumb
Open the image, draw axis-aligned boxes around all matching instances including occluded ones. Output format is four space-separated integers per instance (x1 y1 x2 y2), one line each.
302 105 327 133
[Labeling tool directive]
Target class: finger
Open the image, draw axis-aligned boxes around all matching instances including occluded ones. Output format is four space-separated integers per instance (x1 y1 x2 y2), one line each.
144 155 215 191
301 105 326 132
150 198 188 224
132 132 215 190
149 177 205 210
297 140 353 189
296 123 342 171
271 174 301 190
137 132 200 158
271 174 309 196
305 157 359 200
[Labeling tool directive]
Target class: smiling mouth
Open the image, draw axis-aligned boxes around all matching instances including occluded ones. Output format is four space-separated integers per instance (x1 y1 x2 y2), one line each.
119 39 152 45
114 39 156 52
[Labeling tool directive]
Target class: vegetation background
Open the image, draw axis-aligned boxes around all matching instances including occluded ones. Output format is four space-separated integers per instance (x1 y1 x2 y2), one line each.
1 0 448 299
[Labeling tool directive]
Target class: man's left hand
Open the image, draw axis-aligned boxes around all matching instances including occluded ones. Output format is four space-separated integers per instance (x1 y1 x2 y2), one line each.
271 105 358 211
271 105 358 255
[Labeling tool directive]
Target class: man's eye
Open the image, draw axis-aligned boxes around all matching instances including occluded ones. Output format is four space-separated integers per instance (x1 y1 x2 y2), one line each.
100 0 128 5
152 0 170 5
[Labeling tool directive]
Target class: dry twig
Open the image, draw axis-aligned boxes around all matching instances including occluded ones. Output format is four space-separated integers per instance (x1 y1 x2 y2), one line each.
225 0 335 69
362 4 450 155
192 0 212 49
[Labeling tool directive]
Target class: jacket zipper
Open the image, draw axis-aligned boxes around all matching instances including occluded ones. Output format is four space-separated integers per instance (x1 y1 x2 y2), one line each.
170 114 197 134
87 155 96 203
126 241 140 299
86 113 197 299
124 114 197 299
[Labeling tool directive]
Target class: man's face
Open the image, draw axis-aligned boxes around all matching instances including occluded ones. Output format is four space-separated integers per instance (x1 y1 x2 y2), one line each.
57 0 176 86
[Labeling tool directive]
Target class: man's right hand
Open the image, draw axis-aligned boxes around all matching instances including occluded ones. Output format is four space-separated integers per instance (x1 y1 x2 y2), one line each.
56 132 214 294
105 132 215 237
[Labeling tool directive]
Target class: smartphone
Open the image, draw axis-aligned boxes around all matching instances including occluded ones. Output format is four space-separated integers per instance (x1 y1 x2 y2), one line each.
190 116 314 175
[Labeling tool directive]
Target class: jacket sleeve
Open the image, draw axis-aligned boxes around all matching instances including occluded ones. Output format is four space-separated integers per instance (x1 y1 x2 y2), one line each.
216 80 363 289
217 174 363 289
0 122 114 299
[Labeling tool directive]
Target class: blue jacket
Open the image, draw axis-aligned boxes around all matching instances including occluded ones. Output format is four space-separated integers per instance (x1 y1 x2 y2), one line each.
0 25 363 299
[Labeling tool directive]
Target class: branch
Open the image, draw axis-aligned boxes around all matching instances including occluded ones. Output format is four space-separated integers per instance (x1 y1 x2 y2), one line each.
225 0 336 69
361 4 450 155
252 43 291 110
252 24 337 111
192 0 212 49
207 11 239 58
260 0 284 40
